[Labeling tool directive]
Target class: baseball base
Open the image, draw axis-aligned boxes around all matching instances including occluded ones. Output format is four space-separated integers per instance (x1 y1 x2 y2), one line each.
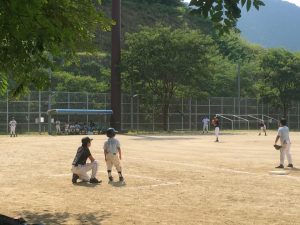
269 170 290 175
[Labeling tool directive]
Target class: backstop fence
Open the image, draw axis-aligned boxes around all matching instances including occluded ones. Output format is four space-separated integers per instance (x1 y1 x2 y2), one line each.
0 91 300 134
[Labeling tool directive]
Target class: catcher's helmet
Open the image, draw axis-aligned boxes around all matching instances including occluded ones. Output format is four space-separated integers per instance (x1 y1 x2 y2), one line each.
106 127 118 138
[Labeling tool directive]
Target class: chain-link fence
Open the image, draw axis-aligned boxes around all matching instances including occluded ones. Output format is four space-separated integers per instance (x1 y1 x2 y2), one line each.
1 91 300 134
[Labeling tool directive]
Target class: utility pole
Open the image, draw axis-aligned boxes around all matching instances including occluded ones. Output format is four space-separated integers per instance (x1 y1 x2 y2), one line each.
110 0 121 130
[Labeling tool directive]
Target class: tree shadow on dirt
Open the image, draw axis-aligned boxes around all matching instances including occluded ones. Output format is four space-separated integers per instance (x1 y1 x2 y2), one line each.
21 211 111 224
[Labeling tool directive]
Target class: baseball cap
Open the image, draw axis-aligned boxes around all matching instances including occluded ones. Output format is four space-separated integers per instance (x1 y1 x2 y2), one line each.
81 137 93 145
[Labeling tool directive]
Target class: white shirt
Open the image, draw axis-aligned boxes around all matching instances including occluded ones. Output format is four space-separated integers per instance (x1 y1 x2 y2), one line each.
9 120 17 128
202 118 210 126
103 138 120 154
277 126 290 144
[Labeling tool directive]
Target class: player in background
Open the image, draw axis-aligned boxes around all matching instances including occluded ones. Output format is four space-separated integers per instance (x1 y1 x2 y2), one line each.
274 118 293 168
212 116 220 142
55 120 61 135
202 116 210 134
71 137 101 184
258 120 267 136
9 117 17 137
103 128 124 182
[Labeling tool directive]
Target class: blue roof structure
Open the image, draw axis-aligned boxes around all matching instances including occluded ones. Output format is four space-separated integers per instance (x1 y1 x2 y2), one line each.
47 109 113 115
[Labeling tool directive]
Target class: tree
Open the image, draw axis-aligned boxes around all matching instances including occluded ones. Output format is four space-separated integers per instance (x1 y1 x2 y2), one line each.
122 25 216 130
257 48 300 117
0 0 112 96
188 0 265 33
214 32 263 99
52 71 108 93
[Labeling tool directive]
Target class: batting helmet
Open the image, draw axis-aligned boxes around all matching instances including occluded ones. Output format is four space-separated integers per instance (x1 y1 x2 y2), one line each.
106 127 118 138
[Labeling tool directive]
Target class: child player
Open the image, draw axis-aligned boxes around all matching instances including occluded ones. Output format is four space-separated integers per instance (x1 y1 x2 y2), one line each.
212 116 220 142
103 128 124 182
258 120 267 136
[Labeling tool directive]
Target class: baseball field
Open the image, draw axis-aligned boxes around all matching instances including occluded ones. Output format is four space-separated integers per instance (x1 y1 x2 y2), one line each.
1 131 300 225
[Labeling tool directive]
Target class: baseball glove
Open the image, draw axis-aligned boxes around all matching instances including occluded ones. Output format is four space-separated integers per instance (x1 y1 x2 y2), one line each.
273 144 282 150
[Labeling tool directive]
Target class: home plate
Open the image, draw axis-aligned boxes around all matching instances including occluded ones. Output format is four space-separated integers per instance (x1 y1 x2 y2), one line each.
269 170 290 175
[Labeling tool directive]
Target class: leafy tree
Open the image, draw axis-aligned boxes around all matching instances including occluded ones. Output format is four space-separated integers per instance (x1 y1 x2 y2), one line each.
0 0 112 96
52 71 108 93
257 48 300 117
188 0 265 33
122 25 216 130
214 32 263 98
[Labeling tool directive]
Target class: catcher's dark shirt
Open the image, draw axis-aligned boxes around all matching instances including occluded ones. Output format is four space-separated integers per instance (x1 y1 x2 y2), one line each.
72 146 91 166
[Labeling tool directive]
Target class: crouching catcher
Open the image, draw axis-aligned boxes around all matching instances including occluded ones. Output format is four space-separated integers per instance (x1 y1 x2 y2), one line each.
71 137 102 184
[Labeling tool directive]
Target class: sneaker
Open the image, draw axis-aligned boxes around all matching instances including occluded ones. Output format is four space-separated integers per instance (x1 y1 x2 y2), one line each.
90 177 102 184
287 164 294 168
72 174 79 184
215 139 219 142
109 176 114 182
275 165 284 169
119 176 124 182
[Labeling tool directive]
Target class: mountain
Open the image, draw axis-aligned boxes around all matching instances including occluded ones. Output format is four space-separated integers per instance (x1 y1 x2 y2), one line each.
237 0 300 51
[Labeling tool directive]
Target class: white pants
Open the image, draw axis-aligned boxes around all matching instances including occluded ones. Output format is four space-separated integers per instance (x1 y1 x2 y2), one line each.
10 127 16 135
215 127 219 138
280 143 292 165
56 125 61 133
71 160 98 181
203 124 208 132
106 153 122 172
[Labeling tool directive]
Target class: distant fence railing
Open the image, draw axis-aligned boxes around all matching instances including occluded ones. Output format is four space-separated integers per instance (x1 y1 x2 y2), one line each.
0 91 299 133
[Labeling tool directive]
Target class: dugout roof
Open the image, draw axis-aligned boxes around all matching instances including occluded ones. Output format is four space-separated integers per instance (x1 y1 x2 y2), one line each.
47 109 113 134
47 109 113 115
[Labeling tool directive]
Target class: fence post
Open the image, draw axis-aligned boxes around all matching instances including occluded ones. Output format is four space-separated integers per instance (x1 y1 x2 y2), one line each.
137 96 139 133
86 92 89 125
6 90 8 133
189 98 192 131
67 92 70 123
297 102 299 130
195 99 198 131
152 97 155 132
28 94 30 133
48 91 52 135
38 91 41 134
168 106 170 131
208 98 211 119
121 93 123 131
181 97 184 131
130 95 133 130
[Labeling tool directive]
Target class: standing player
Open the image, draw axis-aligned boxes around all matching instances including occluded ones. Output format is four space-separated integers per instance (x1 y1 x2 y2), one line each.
202 116 210 134
9 117 17 137
71 137 101 184
55 120 61 134
258 120 267 136
274 118 293 168
103 128 124 182
211 116 220 142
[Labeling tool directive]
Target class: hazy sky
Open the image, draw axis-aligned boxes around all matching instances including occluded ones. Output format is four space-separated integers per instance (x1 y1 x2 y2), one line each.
182 0 300 7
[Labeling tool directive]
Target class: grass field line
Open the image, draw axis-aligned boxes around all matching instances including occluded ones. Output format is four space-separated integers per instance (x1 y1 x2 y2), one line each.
50 171 161 181
49 171 181 189
127 156 300 181
125 182 181 189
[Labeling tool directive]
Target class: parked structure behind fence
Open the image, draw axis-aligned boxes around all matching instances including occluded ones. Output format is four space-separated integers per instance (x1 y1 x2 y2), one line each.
0 91 299 134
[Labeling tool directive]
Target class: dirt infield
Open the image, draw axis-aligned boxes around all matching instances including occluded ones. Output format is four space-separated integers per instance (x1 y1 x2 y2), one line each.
1 131 300 225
